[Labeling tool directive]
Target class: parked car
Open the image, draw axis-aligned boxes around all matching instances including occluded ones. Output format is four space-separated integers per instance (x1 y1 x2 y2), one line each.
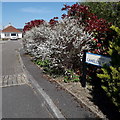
10 33 18 40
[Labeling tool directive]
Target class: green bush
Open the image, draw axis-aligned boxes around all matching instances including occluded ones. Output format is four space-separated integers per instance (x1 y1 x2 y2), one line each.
36 59 50 67
34 59 65 77
64 69 80 83
97 25 120 111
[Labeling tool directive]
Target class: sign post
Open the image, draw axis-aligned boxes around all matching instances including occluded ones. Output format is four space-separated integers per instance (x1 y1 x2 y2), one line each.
80 51 111 88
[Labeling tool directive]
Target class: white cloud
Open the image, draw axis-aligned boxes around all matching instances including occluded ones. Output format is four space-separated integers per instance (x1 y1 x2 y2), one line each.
21 7 51 14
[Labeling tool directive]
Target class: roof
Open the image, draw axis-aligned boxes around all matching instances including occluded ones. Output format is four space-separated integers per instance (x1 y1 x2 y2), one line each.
2 25 21 33
17 28 23 32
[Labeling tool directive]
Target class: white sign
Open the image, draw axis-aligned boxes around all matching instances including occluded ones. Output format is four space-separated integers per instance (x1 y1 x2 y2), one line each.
86 52 111 67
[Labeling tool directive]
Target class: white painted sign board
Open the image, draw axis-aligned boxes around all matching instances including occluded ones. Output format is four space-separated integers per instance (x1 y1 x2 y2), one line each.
86 52 111 67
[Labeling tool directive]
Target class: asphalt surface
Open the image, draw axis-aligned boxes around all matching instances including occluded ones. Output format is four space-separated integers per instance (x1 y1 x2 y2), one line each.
20 45 97 118
3 85 53 118
1 40 54 118
2 40 97 119
2 40 23 76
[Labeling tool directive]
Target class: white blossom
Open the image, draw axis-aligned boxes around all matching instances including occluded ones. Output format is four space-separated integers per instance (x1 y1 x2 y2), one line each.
22 17 94 69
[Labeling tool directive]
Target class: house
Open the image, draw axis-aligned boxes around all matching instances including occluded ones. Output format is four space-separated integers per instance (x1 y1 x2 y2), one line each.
1 24 22 40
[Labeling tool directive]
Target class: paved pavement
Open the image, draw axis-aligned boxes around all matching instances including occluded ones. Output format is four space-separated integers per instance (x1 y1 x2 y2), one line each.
1 73 27 87
1 40 97 119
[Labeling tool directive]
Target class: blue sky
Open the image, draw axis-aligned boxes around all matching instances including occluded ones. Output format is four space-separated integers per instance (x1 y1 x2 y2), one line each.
2 2 76 29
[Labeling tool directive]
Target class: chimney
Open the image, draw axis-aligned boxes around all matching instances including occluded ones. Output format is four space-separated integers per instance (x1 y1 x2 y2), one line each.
8 22 11 26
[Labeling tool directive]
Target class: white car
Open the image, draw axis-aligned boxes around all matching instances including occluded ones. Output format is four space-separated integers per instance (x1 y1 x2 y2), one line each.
10 33 18 40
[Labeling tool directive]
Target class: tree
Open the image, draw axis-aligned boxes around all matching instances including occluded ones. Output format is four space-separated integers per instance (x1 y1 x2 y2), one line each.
80 2 120 28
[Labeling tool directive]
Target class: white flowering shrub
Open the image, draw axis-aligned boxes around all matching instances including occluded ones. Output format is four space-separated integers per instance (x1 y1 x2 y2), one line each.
22 17 94 71
48 17 94 69
23 22 53 59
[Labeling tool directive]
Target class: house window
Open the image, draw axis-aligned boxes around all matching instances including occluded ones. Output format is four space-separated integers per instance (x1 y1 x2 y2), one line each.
5 33 10 37
11 33 16 36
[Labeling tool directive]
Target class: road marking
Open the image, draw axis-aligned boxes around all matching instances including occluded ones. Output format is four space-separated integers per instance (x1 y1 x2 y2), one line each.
0 73 28 88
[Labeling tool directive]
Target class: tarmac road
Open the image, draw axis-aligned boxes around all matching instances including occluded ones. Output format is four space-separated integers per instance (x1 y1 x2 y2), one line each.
1 40 97 119
2 40 55 118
